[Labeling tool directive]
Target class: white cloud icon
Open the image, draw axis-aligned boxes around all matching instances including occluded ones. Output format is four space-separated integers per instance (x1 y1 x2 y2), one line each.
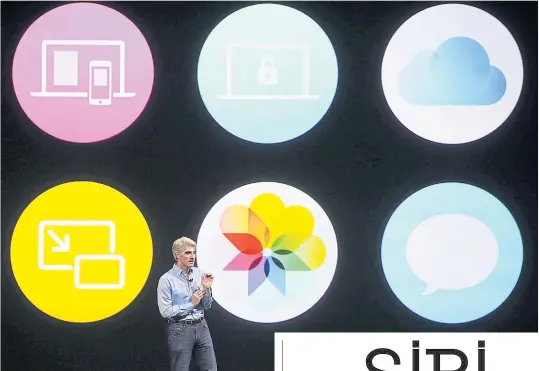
406 213 499 295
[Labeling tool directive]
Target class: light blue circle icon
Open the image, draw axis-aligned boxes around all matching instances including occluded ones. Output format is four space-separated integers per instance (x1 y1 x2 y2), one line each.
381 182 523 324
197 4 338 144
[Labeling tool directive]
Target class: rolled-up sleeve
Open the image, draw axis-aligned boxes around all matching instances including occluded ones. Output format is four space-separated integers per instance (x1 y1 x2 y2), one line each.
199 270 213 310
201 288 213 310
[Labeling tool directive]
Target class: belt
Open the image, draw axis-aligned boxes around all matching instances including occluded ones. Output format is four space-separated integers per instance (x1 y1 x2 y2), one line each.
169 317 204 325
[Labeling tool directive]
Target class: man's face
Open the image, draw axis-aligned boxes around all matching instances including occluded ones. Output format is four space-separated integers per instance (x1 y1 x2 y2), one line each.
177 245 196 268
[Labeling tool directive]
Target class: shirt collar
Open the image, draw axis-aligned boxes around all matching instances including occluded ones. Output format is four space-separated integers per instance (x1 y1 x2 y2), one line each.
171 264 190 278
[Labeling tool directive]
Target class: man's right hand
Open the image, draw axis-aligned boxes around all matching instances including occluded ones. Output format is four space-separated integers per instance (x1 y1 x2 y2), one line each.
191 290 205 305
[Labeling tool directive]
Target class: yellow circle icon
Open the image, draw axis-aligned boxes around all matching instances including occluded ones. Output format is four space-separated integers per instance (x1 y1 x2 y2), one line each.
10 181 153 323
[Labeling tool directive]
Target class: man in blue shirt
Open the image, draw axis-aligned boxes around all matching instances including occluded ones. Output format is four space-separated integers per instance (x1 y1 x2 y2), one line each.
157 237 217 371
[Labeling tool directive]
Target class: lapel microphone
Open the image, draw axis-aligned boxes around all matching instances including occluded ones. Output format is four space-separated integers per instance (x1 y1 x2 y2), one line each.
188 268 193 282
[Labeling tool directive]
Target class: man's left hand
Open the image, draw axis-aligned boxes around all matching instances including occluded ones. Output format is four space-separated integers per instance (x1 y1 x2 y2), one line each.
202 273 214 289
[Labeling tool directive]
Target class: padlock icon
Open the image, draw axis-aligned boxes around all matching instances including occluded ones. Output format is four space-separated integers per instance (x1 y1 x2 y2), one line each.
257 57 278 85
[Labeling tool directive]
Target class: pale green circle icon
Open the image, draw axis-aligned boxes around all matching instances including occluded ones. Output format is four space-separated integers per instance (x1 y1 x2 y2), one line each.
197 4 339 144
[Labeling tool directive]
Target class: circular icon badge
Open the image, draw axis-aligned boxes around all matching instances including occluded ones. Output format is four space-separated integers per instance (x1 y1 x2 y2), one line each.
197 4 338 144
197 182 338 323
10 181 153 323
381 182 523 324
12 3 154 143
381 4 523 144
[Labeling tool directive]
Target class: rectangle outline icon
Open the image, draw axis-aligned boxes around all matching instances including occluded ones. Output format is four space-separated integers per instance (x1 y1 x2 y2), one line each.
74 254 125 290
38 220 116 271
218 43 319 100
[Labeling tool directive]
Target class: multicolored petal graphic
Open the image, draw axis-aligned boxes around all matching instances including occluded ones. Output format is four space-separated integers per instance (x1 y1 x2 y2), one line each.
220 193 326 295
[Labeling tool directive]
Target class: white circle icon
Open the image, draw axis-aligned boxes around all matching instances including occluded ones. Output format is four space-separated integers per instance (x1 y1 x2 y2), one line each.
196 182 338 323
197 4 338 144
381 4 523 144
381 182 523 323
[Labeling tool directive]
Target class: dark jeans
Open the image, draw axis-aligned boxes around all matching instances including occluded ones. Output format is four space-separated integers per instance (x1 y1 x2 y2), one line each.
167 319 217 371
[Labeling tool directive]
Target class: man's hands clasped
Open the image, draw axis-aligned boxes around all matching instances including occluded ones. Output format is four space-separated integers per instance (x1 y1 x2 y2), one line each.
191 272 214 305
191 290 205 305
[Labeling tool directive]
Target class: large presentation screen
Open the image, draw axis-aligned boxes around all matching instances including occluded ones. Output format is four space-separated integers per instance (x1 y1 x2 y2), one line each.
2 2 537 371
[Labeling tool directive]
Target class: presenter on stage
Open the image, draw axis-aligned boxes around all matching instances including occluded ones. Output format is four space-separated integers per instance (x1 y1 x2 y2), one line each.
157 237 217 371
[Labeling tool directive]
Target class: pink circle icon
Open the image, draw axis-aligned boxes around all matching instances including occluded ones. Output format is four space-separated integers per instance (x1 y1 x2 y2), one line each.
12 3 154 143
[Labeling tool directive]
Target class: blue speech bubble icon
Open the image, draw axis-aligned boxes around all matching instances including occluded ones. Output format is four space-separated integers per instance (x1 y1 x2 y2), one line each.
381 182 523 324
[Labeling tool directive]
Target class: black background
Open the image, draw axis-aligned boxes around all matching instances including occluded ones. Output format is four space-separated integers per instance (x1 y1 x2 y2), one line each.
2 2 537 371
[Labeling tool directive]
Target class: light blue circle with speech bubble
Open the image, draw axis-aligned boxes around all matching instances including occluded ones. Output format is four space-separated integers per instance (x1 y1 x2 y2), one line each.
197 4 338 144
381 182 523 324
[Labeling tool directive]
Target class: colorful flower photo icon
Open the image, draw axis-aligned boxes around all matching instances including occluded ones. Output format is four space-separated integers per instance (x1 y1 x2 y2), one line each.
220 193 326 296
197 183 338 323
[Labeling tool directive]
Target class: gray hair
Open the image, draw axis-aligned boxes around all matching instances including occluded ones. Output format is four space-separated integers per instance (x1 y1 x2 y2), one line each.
172 237 196 261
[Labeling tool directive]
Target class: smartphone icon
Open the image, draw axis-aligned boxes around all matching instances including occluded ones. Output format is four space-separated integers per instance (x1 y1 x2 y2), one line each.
89 61 112 106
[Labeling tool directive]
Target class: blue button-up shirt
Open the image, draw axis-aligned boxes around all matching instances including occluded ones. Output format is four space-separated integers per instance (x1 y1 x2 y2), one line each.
157 265 213 321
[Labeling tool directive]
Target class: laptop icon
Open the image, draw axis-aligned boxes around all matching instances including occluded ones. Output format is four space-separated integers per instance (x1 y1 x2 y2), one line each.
217 44 319 100
30 40 136 104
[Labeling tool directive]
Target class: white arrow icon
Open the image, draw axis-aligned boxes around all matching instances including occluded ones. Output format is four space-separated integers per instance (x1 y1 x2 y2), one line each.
47 230 70 252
